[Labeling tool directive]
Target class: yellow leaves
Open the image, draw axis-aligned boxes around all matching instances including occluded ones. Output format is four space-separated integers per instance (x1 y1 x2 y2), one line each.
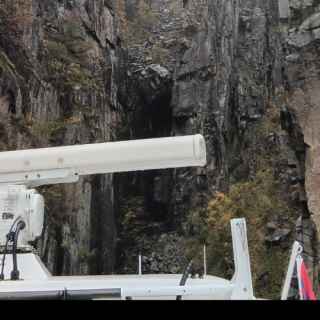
220 211 234 225
64 116 81 125
198 167 294 298
208 192 228 210
31 120 65 138
215 191 226 201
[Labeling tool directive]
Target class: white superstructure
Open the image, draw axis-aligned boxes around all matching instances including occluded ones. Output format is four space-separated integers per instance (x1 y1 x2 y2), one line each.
0 185 44 247
0 219 255 300
0 135 257 300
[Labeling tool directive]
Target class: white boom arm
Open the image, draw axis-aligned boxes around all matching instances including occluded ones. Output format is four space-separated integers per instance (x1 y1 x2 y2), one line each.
0 135 206 187
0 135 206 247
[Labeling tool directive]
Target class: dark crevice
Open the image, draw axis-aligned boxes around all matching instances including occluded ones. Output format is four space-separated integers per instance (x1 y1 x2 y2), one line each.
7 89 16 114
90 175 116 275
55 226 64 276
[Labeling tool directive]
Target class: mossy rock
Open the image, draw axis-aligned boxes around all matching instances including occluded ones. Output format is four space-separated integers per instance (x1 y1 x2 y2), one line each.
0 51 19 80
31 119 66 139
45 40 72 64
44 26 102 91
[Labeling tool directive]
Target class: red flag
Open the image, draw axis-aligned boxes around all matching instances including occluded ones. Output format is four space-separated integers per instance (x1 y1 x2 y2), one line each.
297 257 317 300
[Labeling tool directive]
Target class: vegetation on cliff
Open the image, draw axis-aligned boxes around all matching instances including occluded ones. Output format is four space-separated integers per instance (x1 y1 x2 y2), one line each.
184 105 297 299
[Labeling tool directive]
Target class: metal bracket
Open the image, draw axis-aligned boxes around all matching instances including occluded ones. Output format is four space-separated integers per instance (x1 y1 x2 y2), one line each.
281 241 303 300
0 168 79 187
230 218 254 300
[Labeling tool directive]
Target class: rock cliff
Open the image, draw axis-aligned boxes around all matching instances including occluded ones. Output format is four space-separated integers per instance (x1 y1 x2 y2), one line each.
0 0 319 299
0 0 121 275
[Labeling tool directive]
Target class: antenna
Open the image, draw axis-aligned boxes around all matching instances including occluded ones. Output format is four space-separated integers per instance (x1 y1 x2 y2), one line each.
203 244 207 277
138 254 142 276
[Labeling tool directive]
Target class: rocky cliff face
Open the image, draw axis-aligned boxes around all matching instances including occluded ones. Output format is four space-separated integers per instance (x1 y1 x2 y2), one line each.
0 0 121 275
115 0 320 298
283 1 320 229
0 0 319 299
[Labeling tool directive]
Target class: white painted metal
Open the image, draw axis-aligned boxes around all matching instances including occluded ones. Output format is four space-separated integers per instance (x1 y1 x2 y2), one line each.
0 134 244 300
281 241 303 300
0 135 206 246
0 219 255 300
0 263 234 300
0 168 79 188
0 135 206 187
0 185 44 246
0 253 50 281
0 218 258 300
121 283 233 300
230 218 254 300
296 254 304 300
138 254 142 276
0 217 253 300
203 244 207 277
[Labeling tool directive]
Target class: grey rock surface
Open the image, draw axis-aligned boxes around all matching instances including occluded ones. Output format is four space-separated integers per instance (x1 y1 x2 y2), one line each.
0 0 319 298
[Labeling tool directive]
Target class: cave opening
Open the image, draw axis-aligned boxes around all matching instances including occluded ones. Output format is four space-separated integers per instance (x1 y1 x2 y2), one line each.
114 84 175 272
129 89 173 221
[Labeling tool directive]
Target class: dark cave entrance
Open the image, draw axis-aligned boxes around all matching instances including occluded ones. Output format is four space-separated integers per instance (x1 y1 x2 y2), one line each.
135 89 174 221
132 89 173 221
133 89 173 139
114 83 175 272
